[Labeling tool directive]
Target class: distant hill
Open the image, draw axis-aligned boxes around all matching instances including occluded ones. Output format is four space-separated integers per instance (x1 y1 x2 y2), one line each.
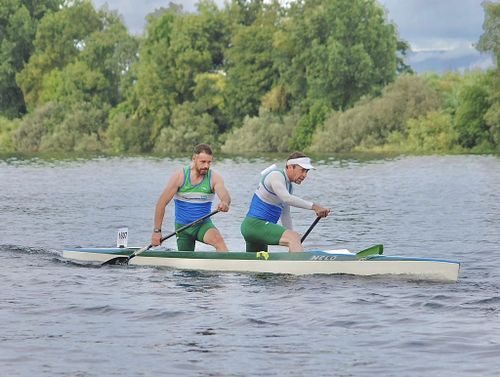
407 49 493 74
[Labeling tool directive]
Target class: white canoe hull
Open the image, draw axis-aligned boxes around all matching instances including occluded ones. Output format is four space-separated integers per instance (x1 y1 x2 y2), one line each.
63 247 460 282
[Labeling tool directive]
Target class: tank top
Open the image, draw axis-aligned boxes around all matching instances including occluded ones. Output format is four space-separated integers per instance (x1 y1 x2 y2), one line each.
174 166 214 224
246 168 292 223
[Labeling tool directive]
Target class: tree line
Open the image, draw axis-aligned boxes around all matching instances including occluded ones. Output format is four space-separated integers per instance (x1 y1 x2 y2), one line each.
0 0 498 155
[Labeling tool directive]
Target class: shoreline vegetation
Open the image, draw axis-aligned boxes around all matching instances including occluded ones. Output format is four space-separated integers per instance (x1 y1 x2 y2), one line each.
0 150 496 167
1 0 499 156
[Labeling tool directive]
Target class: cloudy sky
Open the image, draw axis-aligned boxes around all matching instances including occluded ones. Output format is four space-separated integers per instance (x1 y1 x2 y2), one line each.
91 0 493 73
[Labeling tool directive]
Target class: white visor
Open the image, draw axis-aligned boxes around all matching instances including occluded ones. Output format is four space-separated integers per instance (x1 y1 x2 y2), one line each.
286 157 315 170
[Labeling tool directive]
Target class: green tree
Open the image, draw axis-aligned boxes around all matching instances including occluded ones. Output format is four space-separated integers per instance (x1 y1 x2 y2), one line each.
309 74 441 153
396 40 414 75
454 73 491 149
17 1 137 110
39 61 109 106
12 1 138 153
33 18 138 109
478 1 500 64
0 116 20 152
39 102 107 152
16 0 102 109
401 111 458 153
222 108 297 153
223 1 281 126
79 14 139 107
422 72 464 116
127 1 230 149
193 72 229 133
477 0 500 150
484 72 500 149
11 100 108 153
153 103 218 154
261 85 289 113
276 0 399 111
226 0 268 26
290 101 330 150
0 0 63 118
106 111 153 153
12 102 65 152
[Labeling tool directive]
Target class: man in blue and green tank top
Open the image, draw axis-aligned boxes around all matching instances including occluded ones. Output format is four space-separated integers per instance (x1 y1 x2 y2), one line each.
241 152 330 253
151 144 231 251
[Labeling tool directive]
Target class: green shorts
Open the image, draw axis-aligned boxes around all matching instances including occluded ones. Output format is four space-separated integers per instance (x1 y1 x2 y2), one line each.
240 216 286 252
175 220 216 251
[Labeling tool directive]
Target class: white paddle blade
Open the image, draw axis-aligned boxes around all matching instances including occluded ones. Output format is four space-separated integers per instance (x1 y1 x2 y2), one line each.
116 227 129 248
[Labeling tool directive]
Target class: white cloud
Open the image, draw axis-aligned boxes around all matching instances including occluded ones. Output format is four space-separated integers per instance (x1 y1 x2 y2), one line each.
410 39 477 57
407 40 493 73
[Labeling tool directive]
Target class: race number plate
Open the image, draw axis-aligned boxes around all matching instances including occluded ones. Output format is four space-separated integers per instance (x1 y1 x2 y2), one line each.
116 227 129 248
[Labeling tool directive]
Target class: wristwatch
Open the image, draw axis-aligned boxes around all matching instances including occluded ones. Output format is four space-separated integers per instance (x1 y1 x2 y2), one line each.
153 228 161 233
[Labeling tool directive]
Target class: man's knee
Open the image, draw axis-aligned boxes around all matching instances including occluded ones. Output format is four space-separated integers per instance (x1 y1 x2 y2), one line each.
280 230 300 246
212 232 225 246
204 228 224 245
204 228 228 252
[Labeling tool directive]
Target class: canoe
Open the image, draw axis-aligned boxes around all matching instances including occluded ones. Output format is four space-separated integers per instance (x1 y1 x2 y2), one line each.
62 244 460 282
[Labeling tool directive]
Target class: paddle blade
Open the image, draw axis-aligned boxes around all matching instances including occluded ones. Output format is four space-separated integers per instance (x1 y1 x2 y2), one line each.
356 244 384 259
102 256 130 266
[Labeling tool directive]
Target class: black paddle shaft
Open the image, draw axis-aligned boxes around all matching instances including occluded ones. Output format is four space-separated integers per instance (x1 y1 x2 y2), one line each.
301 216 321 243
158 209 220 245
102 210 220 265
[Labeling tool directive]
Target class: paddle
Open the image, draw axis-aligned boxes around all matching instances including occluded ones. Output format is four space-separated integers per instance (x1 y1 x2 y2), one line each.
300 215 383 258
102 210 220 266
301 216 321 243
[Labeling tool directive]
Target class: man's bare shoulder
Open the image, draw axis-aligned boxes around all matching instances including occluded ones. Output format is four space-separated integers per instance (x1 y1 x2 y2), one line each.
209 168 224 178
210 170 227 187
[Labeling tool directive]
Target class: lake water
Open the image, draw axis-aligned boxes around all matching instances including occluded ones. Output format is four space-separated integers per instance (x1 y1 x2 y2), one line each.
1 154 499 376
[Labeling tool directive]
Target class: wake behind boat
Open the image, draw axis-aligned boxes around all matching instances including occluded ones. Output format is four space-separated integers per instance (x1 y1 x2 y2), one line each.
62 244 460 282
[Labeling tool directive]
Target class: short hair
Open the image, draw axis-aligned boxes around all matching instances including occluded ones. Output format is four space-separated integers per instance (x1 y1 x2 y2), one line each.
287 151 307 161
193 143 213 155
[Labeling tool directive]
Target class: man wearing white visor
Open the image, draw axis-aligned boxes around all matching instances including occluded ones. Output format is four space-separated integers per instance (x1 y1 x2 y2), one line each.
240 151 330 252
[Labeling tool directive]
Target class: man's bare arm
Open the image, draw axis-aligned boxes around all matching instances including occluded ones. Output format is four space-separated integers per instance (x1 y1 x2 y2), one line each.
151 171 183 245
211 171 231 212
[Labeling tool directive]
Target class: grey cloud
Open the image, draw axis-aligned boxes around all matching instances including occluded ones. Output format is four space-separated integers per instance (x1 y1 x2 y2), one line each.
379 0 491 72
380 0 485 44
